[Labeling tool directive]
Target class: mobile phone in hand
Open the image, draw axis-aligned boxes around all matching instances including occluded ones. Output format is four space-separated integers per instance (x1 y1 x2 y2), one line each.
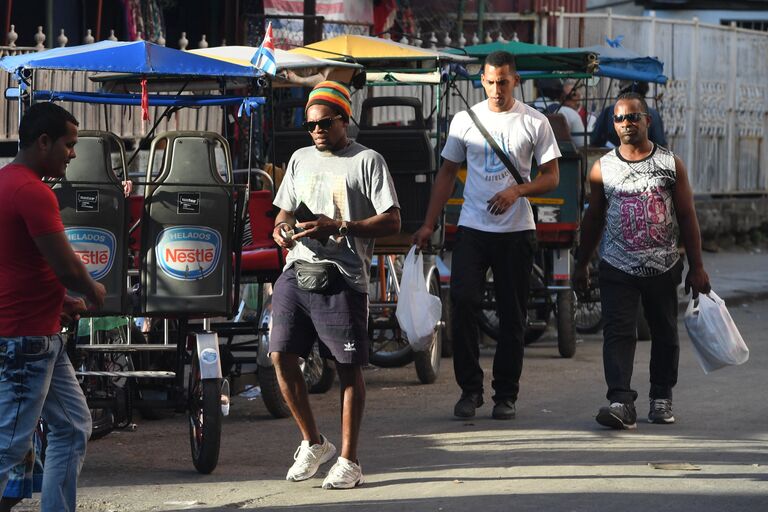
294 202 318 223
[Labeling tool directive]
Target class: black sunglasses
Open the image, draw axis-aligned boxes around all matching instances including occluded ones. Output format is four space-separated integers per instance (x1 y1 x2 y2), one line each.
302 115 342 132
613 112 648 123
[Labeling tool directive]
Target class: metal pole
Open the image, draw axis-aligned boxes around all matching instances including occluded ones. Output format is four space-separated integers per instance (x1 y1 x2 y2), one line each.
46 0 53 49
246 82 253 192
4 0 12 39
96 0 103 41
726 21 738 192
477 0 485 43
686 17 699 190
304 0 317 45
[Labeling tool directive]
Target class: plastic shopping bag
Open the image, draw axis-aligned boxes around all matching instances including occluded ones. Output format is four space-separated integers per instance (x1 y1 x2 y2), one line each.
684 290 749 374
395 246 442 352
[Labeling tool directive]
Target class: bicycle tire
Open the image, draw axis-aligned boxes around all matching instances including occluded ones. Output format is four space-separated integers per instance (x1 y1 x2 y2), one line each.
478 265 550 345
440 289 454 358
304 342 336 394
414 273 442 384
556 290 577 358
575 257 603 334
257 364 291 418
575 298 604 334
188 350 222 474
367 310 412 367
367 255 414 368
89 408 115 441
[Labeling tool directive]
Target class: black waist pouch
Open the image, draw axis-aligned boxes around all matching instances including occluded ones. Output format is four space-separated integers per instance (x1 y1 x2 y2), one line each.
294 261 340 292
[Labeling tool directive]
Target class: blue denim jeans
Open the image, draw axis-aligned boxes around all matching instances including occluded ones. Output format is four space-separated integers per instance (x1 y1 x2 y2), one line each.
0 334 91 512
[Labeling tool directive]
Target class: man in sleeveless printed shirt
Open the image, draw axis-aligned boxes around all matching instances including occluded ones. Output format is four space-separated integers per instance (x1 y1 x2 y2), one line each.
574 92 710 430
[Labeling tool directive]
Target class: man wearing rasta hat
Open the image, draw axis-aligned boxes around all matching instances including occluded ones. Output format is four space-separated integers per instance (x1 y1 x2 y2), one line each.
303 80 352 123
269 81 401 489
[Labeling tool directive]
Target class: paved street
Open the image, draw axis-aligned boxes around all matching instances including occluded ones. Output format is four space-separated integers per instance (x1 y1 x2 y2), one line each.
7 249 766 512
42 291 768 511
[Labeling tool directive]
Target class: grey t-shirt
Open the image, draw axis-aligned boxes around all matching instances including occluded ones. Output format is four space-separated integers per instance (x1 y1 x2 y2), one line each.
274 141 400 293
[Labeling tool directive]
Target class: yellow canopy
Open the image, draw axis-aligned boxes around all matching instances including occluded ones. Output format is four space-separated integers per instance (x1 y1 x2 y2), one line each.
190 46 362 87
190 46 361 71
289 35 472 63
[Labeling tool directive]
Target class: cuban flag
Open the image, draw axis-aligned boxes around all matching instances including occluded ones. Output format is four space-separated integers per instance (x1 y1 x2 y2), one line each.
252 22 277 76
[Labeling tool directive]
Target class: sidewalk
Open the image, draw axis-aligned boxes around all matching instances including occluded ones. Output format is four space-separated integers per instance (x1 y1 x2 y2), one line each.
680 246 768 308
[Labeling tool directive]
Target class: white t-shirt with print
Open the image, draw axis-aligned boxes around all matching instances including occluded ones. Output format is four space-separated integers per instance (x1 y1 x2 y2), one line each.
441 99 561 233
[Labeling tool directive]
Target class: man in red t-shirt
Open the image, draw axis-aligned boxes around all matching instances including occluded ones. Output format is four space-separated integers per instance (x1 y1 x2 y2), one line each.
0 102 106 512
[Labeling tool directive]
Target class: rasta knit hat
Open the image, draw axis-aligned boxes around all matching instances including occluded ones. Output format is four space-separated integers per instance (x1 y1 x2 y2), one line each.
305 81 352 121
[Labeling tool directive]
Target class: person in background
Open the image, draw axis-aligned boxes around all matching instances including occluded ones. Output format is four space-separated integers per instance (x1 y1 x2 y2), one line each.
574 92 710 430
591 81 667 148
557 80 595 147
532 78 563 114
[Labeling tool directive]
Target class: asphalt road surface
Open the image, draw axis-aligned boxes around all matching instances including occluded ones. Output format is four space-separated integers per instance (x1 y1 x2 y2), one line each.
13 298 768 511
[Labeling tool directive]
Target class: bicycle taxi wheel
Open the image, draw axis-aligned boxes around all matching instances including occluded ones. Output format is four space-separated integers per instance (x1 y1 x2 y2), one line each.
367 253 443 383
188 335 222 474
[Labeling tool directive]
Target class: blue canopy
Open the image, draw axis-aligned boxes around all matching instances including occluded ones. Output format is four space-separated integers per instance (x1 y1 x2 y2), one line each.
581 45 667 84
12 90 265 108
0 40 262 78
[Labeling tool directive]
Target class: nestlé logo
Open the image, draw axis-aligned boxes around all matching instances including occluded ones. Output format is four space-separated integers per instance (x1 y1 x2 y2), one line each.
66 227 116 280
155 226 222 281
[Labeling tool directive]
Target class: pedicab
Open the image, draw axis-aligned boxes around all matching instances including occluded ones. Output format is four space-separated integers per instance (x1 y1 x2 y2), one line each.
0 40 359 472
286 34 479 382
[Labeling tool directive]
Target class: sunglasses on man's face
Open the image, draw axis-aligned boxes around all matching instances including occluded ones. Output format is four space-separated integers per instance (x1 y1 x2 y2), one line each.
613 112 648 123
302 115 342 132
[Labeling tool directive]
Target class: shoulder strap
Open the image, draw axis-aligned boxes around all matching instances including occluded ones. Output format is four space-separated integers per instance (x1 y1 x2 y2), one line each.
465 108 524 186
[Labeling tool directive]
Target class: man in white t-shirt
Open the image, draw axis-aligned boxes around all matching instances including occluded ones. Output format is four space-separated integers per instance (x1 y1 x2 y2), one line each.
413 51 561 420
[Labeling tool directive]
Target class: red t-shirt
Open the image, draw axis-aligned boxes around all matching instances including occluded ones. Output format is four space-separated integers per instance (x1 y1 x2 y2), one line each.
0 164 66 336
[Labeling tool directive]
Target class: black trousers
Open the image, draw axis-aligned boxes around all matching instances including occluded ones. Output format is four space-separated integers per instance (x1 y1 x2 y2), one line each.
599 258 684 404
450 227 536 403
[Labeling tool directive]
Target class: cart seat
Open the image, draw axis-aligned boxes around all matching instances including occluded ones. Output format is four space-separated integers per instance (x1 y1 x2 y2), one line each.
140 131 235 316
240 189 282 283
355 96 440 250
53 131 128 314
271 99 313 169
530 115 585 247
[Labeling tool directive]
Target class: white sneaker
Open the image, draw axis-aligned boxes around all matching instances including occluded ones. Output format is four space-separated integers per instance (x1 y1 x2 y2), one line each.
322 457 364 489
286 435 336 481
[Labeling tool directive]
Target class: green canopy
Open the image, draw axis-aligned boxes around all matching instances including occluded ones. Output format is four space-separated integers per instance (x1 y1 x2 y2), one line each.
446 40 598 74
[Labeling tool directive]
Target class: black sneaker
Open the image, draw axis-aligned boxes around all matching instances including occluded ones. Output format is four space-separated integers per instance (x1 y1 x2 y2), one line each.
648 398 675 424
492 399 516 420
454 393 483 418
596 402 637 430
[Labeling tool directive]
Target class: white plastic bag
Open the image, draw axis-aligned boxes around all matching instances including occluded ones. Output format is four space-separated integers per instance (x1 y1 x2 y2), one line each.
684 290 749 374
395 246 442 352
